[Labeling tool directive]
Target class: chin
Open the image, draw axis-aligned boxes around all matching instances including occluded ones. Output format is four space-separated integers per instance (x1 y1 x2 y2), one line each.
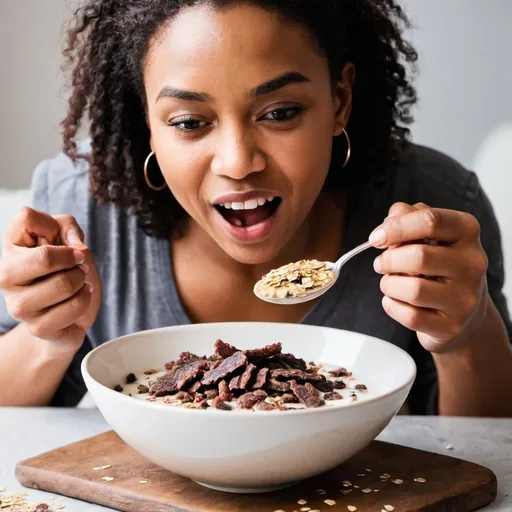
220 241 284 266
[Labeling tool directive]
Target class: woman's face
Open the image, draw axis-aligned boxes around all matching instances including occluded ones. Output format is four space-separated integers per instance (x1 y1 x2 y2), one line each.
144 3 352 264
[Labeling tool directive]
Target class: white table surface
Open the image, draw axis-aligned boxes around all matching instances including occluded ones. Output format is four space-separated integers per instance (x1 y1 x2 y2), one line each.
0 409 510 511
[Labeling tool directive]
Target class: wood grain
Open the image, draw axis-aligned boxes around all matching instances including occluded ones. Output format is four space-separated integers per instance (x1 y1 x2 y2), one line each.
16 430 497 512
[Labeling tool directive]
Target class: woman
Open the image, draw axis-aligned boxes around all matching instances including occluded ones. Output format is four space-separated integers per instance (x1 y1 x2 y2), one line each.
0 0 511 413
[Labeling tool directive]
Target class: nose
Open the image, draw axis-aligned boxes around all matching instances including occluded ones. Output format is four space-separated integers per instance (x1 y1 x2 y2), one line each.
210 123 266 180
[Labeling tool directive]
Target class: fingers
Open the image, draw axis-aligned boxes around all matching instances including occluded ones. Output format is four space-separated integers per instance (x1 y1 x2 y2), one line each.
4 208 61 247
27 285 93 342
370 207 480 248
380 274 454 310
0 245 86 287
374 243 463 278
381 295 467 343
387 202 417 218
53 214 87 249
7 267 90 318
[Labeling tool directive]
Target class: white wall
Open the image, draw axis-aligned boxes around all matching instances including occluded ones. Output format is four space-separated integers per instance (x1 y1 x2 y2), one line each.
0 0 78 189
1 1 511 186
402 0 512 170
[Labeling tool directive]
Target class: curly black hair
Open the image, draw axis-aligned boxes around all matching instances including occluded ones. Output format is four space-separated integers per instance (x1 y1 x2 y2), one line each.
61 0 418 239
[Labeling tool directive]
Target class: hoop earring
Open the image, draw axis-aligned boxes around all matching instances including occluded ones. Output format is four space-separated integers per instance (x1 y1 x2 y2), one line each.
144 151 167 191
340 127 351 168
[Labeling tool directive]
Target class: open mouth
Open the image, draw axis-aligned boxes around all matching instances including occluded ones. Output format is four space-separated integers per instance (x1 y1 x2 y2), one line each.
214 197 282 228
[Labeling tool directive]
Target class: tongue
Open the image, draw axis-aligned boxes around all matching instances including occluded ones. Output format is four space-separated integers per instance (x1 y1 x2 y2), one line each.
222 203 274 228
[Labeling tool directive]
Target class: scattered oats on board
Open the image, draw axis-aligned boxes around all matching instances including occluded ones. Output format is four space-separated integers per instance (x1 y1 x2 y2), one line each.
316 488 326 495
300 507 311 511
348 506 358 512
362 488 373 493
384 506 395 511
380 473 391 479
391 479 404 485
324 499 336 506
364 468 372 473
255 259 334 299
414 477 427 483
101 476 115 482
446 444 454 450
139 480 149 484
0 489 58 512
297 499 307 505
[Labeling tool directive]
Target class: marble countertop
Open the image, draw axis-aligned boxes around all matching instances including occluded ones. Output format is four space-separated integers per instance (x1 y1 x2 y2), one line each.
1 409 510 511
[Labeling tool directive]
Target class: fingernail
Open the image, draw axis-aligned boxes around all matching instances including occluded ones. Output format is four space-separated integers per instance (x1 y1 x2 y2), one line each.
369 228 387 247
67 229 82 245
79 263 90 274
85 282 94 293
74 250 85 265
373 256 382 274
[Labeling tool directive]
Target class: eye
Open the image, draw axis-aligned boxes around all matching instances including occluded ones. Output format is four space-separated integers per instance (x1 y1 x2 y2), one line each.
259 107 304 123
168 116 210 132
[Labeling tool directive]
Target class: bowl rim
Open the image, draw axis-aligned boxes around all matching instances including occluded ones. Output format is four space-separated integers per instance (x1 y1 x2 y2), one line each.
81 322 417 417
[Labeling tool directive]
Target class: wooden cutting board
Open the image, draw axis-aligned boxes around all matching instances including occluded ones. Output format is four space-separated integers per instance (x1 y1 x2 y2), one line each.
15 430 496 512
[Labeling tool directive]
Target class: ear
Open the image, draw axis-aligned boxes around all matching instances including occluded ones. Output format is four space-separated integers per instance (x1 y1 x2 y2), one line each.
333 62 355 136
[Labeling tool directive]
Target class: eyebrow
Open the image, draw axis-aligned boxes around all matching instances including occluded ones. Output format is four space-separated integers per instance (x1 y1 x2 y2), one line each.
155 71 311 103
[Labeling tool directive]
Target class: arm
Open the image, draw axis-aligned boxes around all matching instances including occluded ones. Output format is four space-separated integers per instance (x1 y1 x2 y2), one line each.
0 325 77 406
371 177 512 417
434 296 512 416
434 177 512 416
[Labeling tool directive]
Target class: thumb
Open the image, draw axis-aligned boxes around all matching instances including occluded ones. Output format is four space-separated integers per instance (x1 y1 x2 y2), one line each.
53 214 87 250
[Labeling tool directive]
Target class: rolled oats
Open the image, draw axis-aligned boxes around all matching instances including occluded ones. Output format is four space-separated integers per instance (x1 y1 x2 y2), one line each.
255 260 334 299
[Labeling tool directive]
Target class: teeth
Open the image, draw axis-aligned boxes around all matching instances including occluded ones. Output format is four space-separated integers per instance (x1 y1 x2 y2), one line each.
243 199 259 210
218 196 276 210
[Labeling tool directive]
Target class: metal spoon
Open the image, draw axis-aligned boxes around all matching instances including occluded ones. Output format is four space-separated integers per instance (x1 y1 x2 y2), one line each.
254 241 374 305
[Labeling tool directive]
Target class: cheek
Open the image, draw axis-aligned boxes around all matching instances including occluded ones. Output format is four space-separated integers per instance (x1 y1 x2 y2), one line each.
151 130 207 206
270 118 333 202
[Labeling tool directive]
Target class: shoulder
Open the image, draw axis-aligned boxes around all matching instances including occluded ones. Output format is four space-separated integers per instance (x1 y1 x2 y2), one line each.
31 139 92 218
394 143 476 211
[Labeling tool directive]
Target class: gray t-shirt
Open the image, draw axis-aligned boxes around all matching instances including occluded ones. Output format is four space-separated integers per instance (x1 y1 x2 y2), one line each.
1 140 511 412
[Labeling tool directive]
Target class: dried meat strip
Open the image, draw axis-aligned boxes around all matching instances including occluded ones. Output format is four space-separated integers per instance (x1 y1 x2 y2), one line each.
290 380 325 408
202 352 248 386
151 359 209 396
214 339 239 358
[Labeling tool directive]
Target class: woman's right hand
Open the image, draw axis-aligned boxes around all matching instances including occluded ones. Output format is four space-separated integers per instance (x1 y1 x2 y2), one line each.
0 207 102 352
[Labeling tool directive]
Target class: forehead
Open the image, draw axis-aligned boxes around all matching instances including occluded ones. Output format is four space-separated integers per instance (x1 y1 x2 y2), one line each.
144 3 327 96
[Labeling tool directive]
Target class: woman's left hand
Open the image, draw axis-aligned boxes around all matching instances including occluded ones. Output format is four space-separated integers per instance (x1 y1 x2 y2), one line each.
370 202 490 353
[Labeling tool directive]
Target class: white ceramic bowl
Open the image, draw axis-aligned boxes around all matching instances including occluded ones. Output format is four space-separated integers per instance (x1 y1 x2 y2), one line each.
82 322 416 493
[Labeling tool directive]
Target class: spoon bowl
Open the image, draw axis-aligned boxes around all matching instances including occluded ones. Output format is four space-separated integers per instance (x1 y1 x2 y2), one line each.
254 241 373 305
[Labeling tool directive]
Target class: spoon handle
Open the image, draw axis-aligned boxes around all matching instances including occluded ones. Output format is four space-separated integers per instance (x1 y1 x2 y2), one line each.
334 240 373 272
